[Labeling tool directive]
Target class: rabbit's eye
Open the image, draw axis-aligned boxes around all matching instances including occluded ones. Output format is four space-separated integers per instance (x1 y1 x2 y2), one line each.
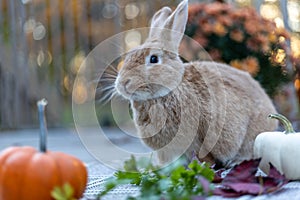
145 53 162 66
150 55 159 63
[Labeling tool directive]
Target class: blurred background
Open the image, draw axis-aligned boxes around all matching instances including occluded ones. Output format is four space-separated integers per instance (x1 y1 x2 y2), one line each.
0 0 300 129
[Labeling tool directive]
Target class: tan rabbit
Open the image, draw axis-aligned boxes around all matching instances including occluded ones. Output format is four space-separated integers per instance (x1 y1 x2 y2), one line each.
114 0 278 167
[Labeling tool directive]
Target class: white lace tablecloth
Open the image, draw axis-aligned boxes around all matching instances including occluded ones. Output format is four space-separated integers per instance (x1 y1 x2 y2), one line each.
83 161 300 200
83 162 139 200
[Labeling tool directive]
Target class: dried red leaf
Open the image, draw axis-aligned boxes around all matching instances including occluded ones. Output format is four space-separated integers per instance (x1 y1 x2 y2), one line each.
223 182 263 195
213 187 243 198
222 159 260 184
260 164 288 194
268 163 286 180
213 159 289 198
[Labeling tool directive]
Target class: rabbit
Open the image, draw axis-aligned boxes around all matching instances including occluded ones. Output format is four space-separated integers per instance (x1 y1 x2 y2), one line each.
113 0 278 168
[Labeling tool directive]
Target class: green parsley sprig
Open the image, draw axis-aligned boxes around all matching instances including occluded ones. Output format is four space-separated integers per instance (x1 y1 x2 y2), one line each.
98 155 215 200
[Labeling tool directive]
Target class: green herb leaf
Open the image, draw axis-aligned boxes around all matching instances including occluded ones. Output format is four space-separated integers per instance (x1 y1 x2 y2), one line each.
124 155 139 172
51 183 75 200
99 155 215 200
115 171 142 185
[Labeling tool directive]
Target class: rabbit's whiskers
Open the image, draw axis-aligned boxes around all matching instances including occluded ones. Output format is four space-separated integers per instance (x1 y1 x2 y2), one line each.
100 85 115 92
96 66 119 104
98 90 118 105
102 73 118 79
98 77 116 82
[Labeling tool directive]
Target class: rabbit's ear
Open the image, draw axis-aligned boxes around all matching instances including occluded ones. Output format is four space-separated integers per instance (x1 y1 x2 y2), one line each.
150 7 172 30
148 7 172 41
146 0 188 52
163 0 188 50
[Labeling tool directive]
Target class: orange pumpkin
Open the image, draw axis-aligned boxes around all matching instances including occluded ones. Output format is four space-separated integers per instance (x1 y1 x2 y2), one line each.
0 99 88 200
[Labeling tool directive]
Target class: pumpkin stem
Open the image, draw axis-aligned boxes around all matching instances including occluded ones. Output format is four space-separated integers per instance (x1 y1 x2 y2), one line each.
268 113 295 134
37 99 48 152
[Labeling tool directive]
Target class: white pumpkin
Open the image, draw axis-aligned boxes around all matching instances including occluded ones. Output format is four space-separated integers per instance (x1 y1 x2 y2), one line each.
253 113 300 180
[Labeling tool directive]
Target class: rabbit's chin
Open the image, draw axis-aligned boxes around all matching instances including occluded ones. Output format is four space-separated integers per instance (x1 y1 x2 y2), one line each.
120 87 172 101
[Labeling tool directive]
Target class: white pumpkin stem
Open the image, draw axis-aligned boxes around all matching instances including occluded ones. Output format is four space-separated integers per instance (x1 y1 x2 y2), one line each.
37 99 48 152
268 113 295 134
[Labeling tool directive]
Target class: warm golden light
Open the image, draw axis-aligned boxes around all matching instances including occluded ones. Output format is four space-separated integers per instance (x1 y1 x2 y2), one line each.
125 3 140 20
260 3 281 20
63 75 72 92
294 78 300 90
274 17 284 28
37 50 45 67
70 52 85 74
125 30 142 50
288 1 300 21
73 79 88 104
235 0 252 7
291 35 300 57
274 49 286 64
117 60 124 71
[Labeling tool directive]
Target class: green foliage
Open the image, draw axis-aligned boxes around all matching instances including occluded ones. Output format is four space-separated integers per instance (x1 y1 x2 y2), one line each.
185 2 295 97
99 155 215 200
51 183 76 200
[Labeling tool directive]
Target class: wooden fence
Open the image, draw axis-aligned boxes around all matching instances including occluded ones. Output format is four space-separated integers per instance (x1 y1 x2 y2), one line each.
0 0 296 128
0 0 172 128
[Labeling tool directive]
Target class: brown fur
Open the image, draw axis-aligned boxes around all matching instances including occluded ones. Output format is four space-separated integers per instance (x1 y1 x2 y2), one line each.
114 0 278 167
126 61 277 167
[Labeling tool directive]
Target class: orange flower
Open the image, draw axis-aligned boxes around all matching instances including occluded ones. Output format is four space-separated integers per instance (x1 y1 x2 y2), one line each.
230 57 259 76
244 57 260 76
188 4 204 14
255 34 269 44
230 7 256 20
255 34 270 52
244 20 259 35
213 22 227 36
268 33 278 43
217 15 233 27
201 22 214 34
186 2 293 96
230 59 243 70
230 29 244 42
230 9 244 20
204 2 225 15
